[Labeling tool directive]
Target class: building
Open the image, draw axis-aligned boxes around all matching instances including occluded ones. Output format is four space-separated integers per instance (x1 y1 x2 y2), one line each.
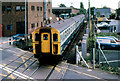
94 8 111 18
52 7 80 17
0 0 54 37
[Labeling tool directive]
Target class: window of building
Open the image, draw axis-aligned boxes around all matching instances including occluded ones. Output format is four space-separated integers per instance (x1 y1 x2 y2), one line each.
7 6 11 12
37 23 39 27
40 7 42 11
37 6 39 11
31 23 35 28
53 34 58 41
48 9 50 13
41 22 43 27
2 6 5 12
31 6 35 11
21 5 25 11
16 6 20 11
6 25 12 30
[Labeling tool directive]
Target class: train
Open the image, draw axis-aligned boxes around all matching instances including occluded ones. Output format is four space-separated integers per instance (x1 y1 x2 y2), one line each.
32 15 85 61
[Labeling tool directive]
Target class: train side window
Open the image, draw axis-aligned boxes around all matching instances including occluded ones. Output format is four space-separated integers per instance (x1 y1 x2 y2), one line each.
43 34 48 40
53 34 58 41
35 33 39 41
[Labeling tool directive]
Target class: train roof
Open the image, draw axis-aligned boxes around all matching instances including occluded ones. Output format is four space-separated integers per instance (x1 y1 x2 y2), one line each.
47 15 85 33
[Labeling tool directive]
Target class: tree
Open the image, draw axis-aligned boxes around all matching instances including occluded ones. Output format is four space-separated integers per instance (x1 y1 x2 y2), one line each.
78 2 86 15
90 7 95 15
103 6 109 8
80 2 84 9
59 4 66 7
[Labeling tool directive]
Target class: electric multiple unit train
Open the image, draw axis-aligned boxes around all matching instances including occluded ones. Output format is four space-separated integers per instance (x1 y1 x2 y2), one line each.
32 15 85 60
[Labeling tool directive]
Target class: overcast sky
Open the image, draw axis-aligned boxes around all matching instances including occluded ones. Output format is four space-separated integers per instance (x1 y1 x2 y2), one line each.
52 0 120 9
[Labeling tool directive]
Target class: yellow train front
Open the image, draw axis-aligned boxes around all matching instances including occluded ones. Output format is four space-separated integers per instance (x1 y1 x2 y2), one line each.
32 15 85 61
33 27 61 60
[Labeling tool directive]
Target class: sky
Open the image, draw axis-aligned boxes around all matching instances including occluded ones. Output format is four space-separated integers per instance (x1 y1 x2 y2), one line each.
52 0 120 9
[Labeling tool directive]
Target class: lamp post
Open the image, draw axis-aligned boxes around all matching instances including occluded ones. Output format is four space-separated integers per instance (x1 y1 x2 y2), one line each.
25 0 27 45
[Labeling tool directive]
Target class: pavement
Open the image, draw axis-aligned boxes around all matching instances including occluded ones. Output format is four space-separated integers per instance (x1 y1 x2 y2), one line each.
0 37 120 80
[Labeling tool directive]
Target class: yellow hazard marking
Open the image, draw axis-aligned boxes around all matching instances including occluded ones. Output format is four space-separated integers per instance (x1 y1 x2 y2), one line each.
3 64 15 79
49 66 61 72
4 63 28 71
21 56 28 68
9 60 23 63
0 73 7 77
55 67 61 72
16 55 35 61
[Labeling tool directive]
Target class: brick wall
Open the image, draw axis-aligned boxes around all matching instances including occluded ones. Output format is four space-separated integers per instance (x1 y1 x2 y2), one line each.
28 2 43 34
2 2 25 37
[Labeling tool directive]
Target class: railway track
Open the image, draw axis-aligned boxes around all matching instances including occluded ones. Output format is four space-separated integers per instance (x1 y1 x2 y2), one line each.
1 21 86 80
1 49 68 80
63 22 87 63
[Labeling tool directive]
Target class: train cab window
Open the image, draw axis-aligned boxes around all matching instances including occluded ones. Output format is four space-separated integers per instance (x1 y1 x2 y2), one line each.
35 33 39 41
43 34 48 40
53 34 58 41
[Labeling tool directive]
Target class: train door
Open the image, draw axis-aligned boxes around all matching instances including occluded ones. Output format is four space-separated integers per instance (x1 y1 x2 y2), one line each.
41 33 50 53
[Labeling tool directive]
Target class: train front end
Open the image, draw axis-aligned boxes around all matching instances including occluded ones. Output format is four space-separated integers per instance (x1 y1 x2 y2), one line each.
32 27 61 59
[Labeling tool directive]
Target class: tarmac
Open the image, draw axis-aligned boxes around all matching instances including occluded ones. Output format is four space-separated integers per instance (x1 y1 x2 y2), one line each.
0 37 120 80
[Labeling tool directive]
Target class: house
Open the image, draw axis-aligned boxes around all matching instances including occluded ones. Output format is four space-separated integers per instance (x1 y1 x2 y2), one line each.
52 7 80 18
0 0 55 37
94 8 111 18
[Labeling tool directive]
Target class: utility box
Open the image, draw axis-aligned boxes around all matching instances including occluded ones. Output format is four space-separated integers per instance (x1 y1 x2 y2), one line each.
82 40 87 58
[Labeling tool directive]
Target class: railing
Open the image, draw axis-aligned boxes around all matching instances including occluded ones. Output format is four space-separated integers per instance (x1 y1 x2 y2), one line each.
76 45 89 68
97 42 109 65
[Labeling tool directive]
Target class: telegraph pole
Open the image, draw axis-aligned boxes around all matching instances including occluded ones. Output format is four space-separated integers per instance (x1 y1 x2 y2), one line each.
88 0 90 36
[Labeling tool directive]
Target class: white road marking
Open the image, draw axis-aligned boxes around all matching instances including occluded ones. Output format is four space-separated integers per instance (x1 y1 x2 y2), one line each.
0 64 33 79
87 69 92 72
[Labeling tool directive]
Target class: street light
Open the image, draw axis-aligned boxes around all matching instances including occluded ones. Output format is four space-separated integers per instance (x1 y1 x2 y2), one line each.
25 0 27 45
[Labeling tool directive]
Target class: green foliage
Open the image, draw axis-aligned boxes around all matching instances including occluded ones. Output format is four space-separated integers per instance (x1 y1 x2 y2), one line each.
96 33 120 38
59 4 66 7
90 7 95 15
71 14 77 17
103 6 109 8
101 65 120 75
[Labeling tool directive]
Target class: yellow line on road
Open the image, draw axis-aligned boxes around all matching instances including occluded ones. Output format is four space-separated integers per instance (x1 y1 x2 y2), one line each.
9 60 23 63
3 64 15 79
16 55 35 61
49 66 61 72
21 56 28 68
0 73 7 77
4 63 26 70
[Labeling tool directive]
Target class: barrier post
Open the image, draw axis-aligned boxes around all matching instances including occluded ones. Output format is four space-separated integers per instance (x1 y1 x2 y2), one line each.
76 45 78 64
9 38 11 45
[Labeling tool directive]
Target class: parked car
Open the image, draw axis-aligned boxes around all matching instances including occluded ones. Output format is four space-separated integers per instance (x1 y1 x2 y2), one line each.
105 36 120 42
12 34 25 45
13 34 25 40
96 37 120 50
